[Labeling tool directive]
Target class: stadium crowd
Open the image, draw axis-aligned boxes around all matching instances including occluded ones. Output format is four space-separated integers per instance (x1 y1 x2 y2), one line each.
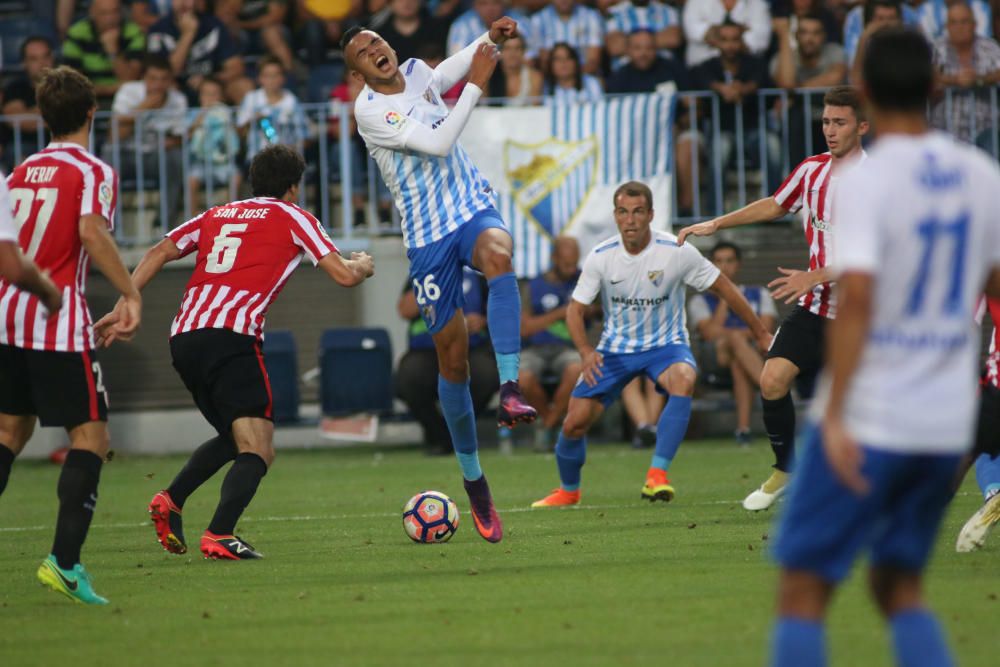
2 0 1000 216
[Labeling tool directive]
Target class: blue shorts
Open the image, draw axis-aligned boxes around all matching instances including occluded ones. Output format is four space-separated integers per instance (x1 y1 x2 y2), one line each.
773 424 962 583
406 208 508 335
571 344 697 407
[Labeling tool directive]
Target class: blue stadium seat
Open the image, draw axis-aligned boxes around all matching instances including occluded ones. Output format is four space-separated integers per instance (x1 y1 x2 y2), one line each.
319 327 393 416
0 17 57 68
263 330 300 423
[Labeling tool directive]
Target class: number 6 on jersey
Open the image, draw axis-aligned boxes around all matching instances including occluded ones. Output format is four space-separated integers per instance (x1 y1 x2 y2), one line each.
206 223 248 274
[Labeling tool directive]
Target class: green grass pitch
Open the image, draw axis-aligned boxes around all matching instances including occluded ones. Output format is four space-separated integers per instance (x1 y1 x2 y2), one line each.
1 439 997 666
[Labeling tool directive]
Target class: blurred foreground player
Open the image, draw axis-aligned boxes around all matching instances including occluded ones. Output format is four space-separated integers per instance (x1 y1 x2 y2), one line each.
0 67 140 605
531 182 771 507
96 145 374 559
770 28 1000 667
344 16 535 543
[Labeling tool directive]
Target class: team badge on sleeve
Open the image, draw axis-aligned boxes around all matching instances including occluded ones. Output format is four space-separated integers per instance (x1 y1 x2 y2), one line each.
98 182 113 207
385 111 407 132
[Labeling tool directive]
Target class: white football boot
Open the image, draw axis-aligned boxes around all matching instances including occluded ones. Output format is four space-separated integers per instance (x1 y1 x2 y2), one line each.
956 492 1000 552
742 470 789 511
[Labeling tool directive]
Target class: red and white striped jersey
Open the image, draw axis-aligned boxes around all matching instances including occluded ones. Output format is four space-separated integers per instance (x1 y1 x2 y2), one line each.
772 151 866 319
0 142 117 352
166 197 338 340
984 297 1000 389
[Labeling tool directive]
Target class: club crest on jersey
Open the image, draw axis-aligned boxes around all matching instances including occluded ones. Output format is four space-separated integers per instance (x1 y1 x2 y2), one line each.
504 137 599 239
647 269 664 287
384 111 407 131
423 88 436 105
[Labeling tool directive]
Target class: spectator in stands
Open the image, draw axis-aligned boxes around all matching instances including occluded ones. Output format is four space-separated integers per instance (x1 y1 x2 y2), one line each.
932 1 1000 149
147 0 254 104
771 0 841 47
532 0 605 75
374 0 449 64
518 237 587 451
130 0 172 31
0 36 54 170
487 35 544 104
106 55 188 227
544 42 604 104
605 0 682 61
843 0 903 68
694 19 782 191
395 269 499 456
215 0 296 71
606 29 690 93
449 0 536 59
688 241 776 446
771 14 846 163
237 56 309 161
682 0 772 67
187 77 240 211
329 68 370 226
62 0 145 107
296 0 364 69
913 0 992 41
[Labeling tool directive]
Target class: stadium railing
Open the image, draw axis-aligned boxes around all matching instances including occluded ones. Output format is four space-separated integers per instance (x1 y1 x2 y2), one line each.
0 86 993 248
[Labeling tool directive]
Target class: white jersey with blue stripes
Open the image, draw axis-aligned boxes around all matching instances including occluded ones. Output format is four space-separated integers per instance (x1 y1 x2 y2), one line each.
572 229 721 353
354 58 495 249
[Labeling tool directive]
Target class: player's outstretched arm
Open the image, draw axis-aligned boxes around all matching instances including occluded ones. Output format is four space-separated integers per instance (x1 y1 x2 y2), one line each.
81 214 142 344
676 197 786 245
0 241 62 314
318 251 375 287
433 18 517 91
707 272 772 351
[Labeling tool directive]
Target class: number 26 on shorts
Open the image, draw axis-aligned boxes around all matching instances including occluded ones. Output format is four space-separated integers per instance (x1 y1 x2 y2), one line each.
412 274 440 305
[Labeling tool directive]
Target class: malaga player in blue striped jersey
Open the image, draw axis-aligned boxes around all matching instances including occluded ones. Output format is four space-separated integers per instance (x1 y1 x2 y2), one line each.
531 182 772 507
343 17 534 544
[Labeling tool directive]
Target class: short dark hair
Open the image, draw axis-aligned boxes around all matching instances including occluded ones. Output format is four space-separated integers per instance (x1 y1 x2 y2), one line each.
862 26 932 112
258 54 285 74
613 180 653 209
249 144 306 198
142 53 173 75
710 241 742 261
20 34 53 61
863 0 902 24
36 66 95 138
340 25 365 53
823 85 865 121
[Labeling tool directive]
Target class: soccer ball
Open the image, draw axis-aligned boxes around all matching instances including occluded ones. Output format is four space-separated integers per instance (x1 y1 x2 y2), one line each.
402 490 459 543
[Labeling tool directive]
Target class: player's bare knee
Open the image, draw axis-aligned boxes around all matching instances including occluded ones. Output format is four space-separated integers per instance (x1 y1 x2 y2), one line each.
665 366 697 397
868 568 922 618
777 570 832 620
0 418 34 452
760 368 791 401
481 246 513 278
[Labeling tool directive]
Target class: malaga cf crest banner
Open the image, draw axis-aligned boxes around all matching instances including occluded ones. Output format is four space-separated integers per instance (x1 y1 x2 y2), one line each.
460 90 675 277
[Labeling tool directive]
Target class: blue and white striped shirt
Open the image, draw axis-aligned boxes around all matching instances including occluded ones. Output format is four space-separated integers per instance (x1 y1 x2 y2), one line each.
572 230 721 352
532 4 605 60
605 1 679 36
447 8 537 58
545 74 604 105
354 59 495 249
914 0 992 40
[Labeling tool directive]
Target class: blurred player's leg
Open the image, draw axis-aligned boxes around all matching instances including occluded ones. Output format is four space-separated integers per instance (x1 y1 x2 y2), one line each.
201 417 271 560
746 357 800 510
433 313 502 542
533 397 603 507
467 223 536 427
150 435 237 554
956 453 1000 552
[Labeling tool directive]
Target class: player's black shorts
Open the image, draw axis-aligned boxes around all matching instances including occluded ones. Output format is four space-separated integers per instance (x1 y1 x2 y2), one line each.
0 344 108 428
766 305 829 377
170 328 273 436
973 383 1000 458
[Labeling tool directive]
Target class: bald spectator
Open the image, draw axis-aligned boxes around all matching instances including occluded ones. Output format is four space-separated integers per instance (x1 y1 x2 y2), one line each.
62 0 145 105
518 237 589 452
606 29 689 93
148 0 254 103
683 0 772 67
932 1 1000 149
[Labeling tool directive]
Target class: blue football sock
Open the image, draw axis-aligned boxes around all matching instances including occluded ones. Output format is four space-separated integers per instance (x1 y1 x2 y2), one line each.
438 376 482 481
771 617 826 667
554 432 586 491
650 396 692 472
487 272 521 384
974 453 1000 500
891 609 954 667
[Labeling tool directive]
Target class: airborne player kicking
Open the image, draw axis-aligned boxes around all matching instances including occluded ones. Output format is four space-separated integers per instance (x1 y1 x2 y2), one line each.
677 85 869 511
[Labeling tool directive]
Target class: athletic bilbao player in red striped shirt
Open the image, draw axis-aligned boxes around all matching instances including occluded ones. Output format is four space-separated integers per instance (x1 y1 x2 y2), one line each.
0 67 142 605
96 144 374 560
676 85 868 511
